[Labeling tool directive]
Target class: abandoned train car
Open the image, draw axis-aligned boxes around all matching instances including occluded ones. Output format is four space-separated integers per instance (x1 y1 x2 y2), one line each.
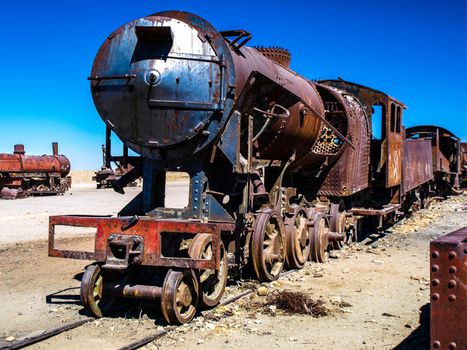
48 11 463 324
0 142 71 199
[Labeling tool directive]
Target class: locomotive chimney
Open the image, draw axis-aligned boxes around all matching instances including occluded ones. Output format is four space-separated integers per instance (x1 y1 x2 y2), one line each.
52 142 59 156
254 46 291 68
13 144 25 155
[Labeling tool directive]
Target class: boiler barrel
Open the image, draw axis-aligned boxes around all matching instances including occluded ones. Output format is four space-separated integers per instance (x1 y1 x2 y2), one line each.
0 154 70 176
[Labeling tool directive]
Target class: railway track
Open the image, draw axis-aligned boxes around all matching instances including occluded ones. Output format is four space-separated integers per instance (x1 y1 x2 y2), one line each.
0 269 298 350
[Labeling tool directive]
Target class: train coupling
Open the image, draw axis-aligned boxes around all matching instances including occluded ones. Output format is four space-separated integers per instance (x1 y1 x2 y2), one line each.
102 234 144 270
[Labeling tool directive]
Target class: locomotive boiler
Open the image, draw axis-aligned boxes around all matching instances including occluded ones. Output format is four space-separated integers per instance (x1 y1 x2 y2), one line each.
0 142 71 199
48 10 462 324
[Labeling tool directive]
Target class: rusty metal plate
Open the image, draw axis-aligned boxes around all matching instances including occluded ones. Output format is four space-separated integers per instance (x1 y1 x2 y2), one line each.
430 226 466 350
402 139 434 193
49 215 234 270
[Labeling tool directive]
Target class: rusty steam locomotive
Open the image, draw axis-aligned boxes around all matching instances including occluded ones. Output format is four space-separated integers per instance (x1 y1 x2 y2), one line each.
0 142 71 199
48 11 463 324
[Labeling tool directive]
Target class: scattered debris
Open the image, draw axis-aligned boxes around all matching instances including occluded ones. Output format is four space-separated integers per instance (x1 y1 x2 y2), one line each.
264 290 327 316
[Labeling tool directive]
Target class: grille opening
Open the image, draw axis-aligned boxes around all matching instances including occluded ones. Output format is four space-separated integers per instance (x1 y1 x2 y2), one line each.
53 226 96 253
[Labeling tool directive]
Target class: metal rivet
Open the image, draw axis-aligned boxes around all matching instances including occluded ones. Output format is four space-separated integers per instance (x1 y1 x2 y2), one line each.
194 206 198 210
449 266 457 273
448 342 457 349
432 264 439 272
432 279 440 286
432 251 439 259
433 340 441 348
448 294 456 302
448 280 457 288
432 293 439 301
448 251 456 259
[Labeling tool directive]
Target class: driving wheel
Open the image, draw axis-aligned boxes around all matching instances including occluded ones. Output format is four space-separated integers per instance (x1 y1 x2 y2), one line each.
188 233 228 308
285 204 311 269
161 269 199 324
251 209 286 282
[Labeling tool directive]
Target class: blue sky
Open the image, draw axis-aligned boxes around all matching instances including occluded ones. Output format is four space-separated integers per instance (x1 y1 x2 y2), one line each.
1 0 466 169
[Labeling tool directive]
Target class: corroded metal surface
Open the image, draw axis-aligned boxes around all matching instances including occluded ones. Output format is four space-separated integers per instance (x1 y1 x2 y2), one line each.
430 226 466 350
402 139 434 192
406 125 461 189
254 46 291 67
314 83 370 196
0 143 71 197
49 215 234 270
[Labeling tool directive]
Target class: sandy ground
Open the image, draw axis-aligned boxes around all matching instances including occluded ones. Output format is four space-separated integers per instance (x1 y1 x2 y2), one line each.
0 182 189 244
0 188 466 350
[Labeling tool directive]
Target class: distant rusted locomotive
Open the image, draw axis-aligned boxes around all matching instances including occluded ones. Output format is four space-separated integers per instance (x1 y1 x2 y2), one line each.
0 142 71 199
48 11 464 324
406 125 462 195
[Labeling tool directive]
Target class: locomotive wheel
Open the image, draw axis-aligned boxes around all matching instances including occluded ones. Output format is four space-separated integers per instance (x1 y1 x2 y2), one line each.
285 205 311 269
310 213 330 263
161 269 199 325
80 264 115 318
251 209 286 282
188 234 228 308
329 203 347 250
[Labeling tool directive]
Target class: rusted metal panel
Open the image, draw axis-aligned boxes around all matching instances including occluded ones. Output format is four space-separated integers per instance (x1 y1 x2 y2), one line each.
387 131 402 187
0 143 71 197
318 79 407 190
49 215 234 270
350 204 401 216
430 227 467 350
406 125 461 189
402 139 434 193
315 84 370 196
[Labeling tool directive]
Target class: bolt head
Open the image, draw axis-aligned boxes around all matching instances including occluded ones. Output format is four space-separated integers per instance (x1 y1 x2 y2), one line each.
448 251 457 259
449 266 457 273
433 340 441 348
432 251 439 259
432 293 440 301
448 280 457 288
432 264 439 272
448 294 456 302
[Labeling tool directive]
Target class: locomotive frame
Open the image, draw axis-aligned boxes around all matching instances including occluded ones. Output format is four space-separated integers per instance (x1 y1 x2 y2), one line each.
48 10 464 324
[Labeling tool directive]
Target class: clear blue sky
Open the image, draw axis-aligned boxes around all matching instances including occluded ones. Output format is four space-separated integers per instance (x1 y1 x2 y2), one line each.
1 0 466 169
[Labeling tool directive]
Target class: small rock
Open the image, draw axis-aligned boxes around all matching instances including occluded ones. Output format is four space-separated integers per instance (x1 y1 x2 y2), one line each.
329 251 340 259
197 339 205 345
5 336 15 342
370 242 379 249
288 337 297 341
330 296 342 305
257 286 268 296
371 260 384 264
254 319 263 324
